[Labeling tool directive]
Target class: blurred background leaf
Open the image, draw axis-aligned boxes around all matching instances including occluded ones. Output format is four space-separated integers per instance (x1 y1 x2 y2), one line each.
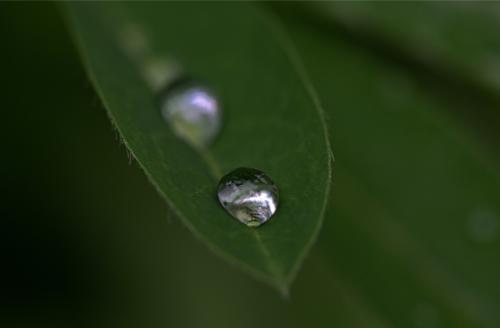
301 2 500 96
1 2 499 328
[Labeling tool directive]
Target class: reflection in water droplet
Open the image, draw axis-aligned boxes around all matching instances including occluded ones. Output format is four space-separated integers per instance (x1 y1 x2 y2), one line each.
466 207 498 243
161 81 221 148
217 168 279 227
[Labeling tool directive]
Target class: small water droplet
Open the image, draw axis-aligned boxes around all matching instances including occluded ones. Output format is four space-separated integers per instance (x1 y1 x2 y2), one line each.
160 80 222 148
217 168 279 227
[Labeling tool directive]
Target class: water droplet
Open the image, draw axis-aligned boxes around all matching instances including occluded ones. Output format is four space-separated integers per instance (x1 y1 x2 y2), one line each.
161 80 221 148
217 168 279 227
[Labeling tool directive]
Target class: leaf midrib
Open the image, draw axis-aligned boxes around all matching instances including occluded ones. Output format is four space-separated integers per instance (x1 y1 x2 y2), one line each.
181 6 334 293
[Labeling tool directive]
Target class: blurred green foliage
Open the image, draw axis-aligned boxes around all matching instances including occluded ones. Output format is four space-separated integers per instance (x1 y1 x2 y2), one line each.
1 2 499 328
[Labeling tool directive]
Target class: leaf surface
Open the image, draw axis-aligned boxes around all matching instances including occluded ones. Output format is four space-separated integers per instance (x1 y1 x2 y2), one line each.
65 2 332 292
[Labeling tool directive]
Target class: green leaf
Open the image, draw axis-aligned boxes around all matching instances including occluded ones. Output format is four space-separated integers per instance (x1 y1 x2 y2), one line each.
275 8 500 327
64 2 332 293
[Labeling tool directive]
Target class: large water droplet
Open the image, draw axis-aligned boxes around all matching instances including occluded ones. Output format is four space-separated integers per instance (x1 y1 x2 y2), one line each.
160 81 221 147
217 167 279 227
